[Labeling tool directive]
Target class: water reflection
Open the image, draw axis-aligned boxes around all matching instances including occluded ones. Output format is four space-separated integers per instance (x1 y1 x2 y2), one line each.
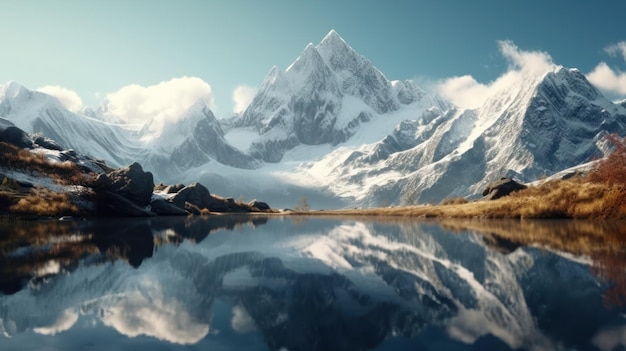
0 215 268 294
0 216 625 350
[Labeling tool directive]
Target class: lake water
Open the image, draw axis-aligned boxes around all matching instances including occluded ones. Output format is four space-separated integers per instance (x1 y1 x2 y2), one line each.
1 216 625 350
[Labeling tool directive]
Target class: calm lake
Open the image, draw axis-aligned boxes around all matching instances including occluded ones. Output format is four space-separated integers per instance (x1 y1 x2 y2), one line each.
1 215 625 350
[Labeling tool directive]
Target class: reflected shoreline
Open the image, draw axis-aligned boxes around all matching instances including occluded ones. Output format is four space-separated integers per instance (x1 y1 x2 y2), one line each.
0 215 270 295
1 215 626 350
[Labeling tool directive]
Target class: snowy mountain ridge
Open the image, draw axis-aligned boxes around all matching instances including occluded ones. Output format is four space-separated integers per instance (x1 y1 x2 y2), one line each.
2 30 626 207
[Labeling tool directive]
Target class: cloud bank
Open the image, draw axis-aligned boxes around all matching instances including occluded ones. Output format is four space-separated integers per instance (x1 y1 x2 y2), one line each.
104 77 215 125
437 41 556 109
586 41 626 96
37 85 83 112
232 85 258 114
604 41 626 61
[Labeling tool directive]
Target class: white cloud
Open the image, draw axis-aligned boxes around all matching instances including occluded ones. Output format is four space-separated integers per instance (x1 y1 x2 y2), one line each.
231 305 257 333
437 41 555 109
104 77 214 126
33 308 79 336
37 85 83 112
437 75 490 109
101 291 209 345
587 62 626 95
232 85 257 114
498 40 554 75
604 41 626 61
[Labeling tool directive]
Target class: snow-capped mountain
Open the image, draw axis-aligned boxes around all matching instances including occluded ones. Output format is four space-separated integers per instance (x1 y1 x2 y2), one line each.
295 65 626 205
0 81 148 167
2 29 625 207
232 30 441 163
0 82 257 183
147 101 259 179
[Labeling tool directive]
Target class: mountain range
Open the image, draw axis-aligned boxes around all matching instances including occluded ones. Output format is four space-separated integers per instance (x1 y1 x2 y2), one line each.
1 30 625 208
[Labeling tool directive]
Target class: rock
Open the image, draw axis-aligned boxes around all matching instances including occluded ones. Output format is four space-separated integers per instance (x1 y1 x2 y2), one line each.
164 183 185 194
58 150 79 162
171 182 212 210
150 198 187 216
482 177 527 200
0 119 33 149
99 191 156 217
32 133 64 151
105 162 154 207
184 202 203 215
93 173 111 189
248 199 271 211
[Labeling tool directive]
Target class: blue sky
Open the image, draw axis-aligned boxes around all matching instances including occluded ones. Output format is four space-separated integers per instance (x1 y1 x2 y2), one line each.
2 0 626 119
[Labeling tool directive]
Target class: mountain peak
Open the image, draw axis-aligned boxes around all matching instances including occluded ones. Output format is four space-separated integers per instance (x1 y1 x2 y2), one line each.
0 81 28 100
538 64 602 102
319 30 348 49
285 42 327 79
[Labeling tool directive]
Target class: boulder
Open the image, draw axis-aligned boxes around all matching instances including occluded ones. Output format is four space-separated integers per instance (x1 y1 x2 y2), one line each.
99 191 156 217
32 133 64 151
105 162 154 207
184 202 203 215
171 182 212 210
0 119 32 149
150 198 187 216
248 199 271 211
482 177 527 200
164 183 185 194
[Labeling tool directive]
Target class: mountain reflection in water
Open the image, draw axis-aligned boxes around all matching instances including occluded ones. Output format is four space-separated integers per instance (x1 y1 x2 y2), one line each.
0 216 625 350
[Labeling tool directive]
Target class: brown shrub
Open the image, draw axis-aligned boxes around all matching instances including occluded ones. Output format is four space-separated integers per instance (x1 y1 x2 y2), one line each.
0 142 88 186
589 133 626 186
440 197 469 206
9 188 79 216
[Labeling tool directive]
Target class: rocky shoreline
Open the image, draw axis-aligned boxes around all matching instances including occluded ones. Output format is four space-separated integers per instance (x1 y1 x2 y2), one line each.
0 118 275 218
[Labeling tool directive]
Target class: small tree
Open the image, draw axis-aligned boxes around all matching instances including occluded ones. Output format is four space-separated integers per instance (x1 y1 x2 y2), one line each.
294 197 310 211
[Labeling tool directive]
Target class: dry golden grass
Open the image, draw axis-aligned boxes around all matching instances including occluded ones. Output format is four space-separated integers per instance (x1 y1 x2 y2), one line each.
298 178 626 219
0 142 92 186
440 197 469 206
9 187 79 217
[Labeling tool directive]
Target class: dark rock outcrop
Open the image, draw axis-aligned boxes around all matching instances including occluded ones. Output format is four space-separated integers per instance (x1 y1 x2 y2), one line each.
102 192 156 217
164 184 185 194
249 199 271 211
482 177 527 200
150 198 187 216
93 162 155 216
98 162 154 207
171 182 212 211
31 133 63 151
0 118 32 149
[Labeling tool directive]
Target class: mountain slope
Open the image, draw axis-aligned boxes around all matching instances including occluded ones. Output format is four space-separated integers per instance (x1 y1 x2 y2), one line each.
296 66 626 206
0 82 147 167
0 82 257 184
